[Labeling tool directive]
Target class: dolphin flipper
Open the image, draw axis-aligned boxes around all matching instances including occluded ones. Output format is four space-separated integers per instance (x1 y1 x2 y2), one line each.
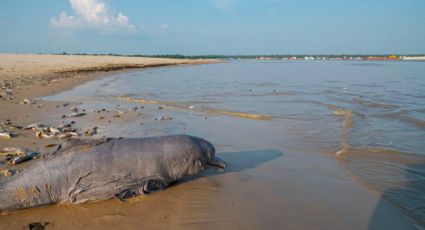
114 179 168 201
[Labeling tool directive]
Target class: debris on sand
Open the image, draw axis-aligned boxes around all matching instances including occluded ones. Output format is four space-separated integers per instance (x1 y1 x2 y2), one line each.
0 131 12 138
45 144 59 148
1 169 16 177
84 127 98 137
155 116 173 121
24 123 45 130
28 222 49 230
10 152 38 165
0 120 23 138
67 112 87 118
0 147 39 165
25 122 80 139
69 107 79 112
19 98 34 105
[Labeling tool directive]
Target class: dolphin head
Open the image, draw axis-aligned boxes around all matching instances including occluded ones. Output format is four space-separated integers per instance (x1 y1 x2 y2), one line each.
165 135 226 179
197 137 226 173
162 135 226 181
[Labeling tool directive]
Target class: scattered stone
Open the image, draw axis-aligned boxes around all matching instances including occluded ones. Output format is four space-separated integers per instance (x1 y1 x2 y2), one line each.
68 112 86 118
58 133 72 139
20 98 32 105
98 116 105 120
5 89 13 95
45 144 58 148
63 103 69 107
1 169 15 177
62 127 76 132
84 127 98 137
155 116 173 121
28 222 49 230
69 107 79 112
57 123 71 129
28 122 79 139
0 131 12 138
113 114 120 118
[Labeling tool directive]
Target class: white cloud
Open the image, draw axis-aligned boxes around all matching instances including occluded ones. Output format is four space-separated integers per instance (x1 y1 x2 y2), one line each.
210 0 237 13
160 24 169 31
50 0 135 32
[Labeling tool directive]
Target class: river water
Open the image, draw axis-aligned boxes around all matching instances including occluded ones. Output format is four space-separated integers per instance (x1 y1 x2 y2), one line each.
18 60 425 229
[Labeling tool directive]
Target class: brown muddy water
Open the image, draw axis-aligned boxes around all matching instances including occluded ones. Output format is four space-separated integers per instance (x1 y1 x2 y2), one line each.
1 60 425 229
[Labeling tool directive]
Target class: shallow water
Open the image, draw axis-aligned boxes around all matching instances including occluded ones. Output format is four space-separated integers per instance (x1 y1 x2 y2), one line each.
5 60 425 229
44 60 425 154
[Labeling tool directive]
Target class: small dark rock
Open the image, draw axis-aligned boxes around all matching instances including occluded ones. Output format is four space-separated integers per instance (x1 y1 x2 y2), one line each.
28 222 49 230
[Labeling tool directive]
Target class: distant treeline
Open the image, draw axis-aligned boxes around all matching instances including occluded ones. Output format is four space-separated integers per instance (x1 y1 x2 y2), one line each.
53 52 425 59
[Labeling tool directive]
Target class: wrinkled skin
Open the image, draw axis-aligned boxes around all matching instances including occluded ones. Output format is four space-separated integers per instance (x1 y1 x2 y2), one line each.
0 135 226 211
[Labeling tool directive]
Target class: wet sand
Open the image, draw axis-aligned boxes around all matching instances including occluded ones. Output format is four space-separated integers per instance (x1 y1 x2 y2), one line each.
0 57 423 229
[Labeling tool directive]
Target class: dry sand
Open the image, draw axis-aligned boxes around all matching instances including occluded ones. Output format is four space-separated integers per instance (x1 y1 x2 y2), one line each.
0 54 421 230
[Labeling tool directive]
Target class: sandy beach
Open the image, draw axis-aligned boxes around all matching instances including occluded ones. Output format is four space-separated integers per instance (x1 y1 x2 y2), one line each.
0 54 218 160
0 55 424 230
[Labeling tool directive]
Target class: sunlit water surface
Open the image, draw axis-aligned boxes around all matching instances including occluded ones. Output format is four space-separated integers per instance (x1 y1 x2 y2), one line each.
41 60 425 227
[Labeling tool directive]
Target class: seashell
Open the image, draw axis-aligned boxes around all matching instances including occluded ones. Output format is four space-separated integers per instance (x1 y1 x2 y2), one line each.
1 169 14 177
24 123 45 130
68 112 86 117
62 127 76 132
0 131 12 138
48 127 61 134
36 131 52 139
68 132 79 136
57 123 72 129
69 107 79 112
58 133 72 139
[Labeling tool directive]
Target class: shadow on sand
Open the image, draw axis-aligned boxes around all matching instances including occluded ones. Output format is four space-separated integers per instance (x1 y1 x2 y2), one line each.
177 149 283 184
368 162 425 230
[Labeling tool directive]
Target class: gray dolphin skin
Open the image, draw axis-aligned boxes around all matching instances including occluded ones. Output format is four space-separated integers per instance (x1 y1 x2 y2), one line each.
0 135 226 211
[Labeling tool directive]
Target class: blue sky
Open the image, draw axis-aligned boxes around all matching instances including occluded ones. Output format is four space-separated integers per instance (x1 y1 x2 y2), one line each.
1 0 425 55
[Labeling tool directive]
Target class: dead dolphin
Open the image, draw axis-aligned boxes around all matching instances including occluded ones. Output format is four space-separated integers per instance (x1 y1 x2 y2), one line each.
0 135 226 211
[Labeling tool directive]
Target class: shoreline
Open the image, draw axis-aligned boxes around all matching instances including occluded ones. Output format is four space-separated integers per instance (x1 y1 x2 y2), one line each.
0 54 220 171
1 56 423 229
